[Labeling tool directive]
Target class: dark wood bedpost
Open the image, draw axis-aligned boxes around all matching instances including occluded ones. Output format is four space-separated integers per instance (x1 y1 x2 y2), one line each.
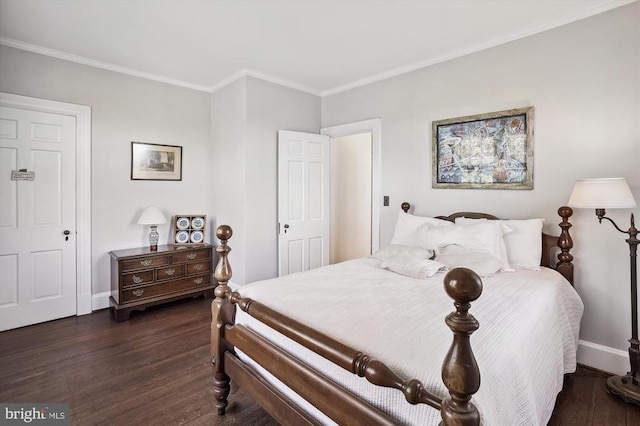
556 206 574 285
440 267 482 426
211 225 234 415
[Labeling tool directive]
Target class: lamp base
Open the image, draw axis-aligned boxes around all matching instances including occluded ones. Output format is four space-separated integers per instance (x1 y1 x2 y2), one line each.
607 374 640 405
149 244 158 251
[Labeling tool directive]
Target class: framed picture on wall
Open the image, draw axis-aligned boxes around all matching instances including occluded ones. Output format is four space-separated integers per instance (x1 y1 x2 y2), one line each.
432 107 534 189
131 142 182 181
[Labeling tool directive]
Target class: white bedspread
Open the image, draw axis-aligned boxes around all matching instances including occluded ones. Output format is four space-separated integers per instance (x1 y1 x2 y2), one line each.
234 258 583 426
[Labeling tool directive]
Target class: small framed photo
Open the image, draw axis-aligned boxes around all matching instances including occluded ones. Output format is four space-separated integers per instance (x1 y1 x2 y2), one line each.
432 107 534 189
131 142 182 181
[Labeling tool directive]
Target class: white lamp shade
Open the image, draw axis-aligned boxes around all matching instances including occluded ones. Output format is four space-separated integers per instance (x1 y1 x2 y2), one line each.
137 206 167 225
567 178 637 209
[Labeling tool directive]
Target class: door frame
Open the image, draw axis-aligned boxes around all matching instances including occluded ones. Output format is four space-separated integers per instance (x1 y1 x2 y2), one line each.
321 118 381 254
1 92 92 315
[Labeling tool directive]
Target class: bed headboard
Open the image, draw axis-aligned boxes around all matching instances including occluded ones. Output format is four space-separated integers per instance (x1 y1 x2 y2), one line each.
400 202 575 285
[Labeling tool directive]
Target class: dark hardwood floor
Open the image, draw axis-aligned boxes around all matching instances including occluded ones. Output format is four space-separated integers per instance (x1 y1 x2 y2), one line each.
1 297 638 425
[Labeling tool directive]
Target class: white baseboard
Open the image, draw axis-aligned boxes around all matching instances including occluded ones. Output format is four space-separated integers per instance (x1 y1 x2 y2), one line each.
91 291 111 311
577 339 629 375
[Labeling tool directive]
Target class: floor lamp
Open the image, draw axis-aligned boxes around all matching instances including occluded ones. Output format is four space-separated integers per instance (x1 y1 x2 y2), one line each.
568 177 639 405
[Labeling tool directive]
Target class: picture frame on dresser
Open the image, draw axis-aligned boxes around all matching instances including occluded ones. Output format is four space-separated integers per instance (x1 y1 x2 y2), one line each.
172 214 207 245
131 141 182 181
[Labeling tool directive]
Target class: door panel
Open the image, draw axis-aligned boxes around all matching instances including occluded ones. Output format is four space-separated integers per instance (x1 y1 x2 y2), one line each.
0 254 18 306
278 130 330 276
0 106 76 331
34 150 63 225
0 147 17 227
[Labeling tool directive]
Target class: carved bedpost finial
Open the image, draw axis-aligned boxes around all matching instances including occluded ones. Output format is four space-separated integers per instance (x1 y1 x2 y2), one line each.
401 202 411 213
214 225 233 299
557 206 574 285
441 267 482 426
211 224 234 415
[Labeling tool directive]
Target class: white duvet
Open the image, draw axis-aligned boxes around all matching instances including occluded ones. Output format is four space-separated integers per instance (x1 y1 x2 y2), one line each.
234 258 583 426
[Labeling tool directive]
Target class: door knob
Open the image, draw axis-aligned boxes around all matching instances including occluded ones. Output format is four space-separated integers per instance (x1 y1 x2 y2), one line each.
283 224 289 234
63 230 70 241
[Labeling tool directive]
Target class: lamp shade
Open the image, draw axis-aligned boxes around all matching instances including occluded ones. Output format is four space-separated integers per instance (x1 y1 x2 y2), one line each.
137 206 167 225
567 178 637 209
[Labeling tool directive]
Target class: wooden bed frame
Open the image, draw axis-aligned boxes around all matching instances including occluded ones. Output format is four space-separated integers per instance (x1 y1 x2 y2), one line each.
210 204 574 425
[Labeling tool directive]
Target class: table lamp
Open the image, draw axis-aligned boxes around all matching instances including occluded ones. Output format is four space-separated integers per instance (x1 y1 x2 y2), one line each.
137 206 167 251
568 177 638 404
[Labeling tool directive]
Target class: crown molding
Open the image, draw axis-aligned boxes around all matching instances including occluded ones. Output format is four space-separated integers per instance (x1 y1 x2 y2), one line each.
0 37 212 93
209 68 321 97
2 0 635 98
321 0 638 97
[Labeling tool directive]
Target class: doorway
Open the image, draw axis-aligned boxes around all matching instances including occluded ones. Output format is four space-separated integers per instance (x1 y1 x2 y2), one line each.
321 119 381 264
329 132 372 263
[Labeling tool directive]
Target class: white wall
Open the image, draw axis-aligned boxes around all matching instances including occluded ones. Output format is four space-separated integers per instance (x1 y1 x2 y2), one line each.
322 3 640 374
0 45 212 304
212 76 321 284
211 77 248 284
245 77 321 283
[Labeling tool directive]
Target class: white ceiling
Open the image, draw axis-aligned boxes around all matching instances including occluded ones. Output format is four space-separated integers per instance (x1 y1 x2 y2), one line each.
0 0 635 96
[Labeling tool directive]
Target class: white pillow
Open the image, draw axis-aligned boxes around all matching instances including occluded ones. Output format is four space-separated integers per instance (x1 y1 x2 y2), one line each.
390 211 453 247
381 256 447 279
435 245 504 278
455 218 544 270
413 220 512 271
370 244 434 262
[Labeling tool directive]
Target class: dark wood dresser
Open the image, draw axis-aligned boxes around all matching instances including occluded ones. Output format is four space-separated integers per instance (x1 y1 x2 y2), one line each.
109 244 214 321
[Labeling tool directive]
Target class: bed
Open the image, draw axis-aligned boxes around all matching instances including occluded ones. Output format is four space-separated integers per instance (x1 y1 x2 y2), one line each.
210 203 582 425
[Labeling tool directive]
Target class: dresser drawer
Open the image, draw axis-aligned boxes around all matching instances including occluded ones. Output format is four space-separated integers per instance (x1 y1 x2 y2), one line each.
157 265 185 280
186 260 210 275
122 256 170 271
122 270 154 287
122 274 211 303
173 249 210 263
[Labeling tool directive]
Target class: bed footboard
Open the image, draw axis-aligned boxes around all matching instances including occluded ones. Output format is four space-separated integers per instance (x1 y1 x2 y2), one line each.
211 225 483 425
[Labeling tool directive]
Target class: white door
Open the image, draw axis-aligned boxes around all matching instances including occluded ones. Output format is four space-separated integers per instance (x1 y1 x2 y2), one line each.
278 130 330 276
0 106 77 331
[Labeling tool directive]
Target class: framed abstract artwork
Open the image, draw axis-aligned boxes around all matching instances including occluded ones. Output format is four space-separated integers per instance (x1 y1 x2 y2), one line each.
432 107 534 189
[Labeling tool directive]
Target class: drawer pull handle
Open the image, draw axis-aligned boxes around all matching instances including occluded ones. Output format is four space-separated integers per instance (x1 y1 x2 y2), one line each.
132 275 144 284
132 289 144 297
165 268 176 276
140 259 152 266
194 277 204 284
195 264 203 271
187 253 197 260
